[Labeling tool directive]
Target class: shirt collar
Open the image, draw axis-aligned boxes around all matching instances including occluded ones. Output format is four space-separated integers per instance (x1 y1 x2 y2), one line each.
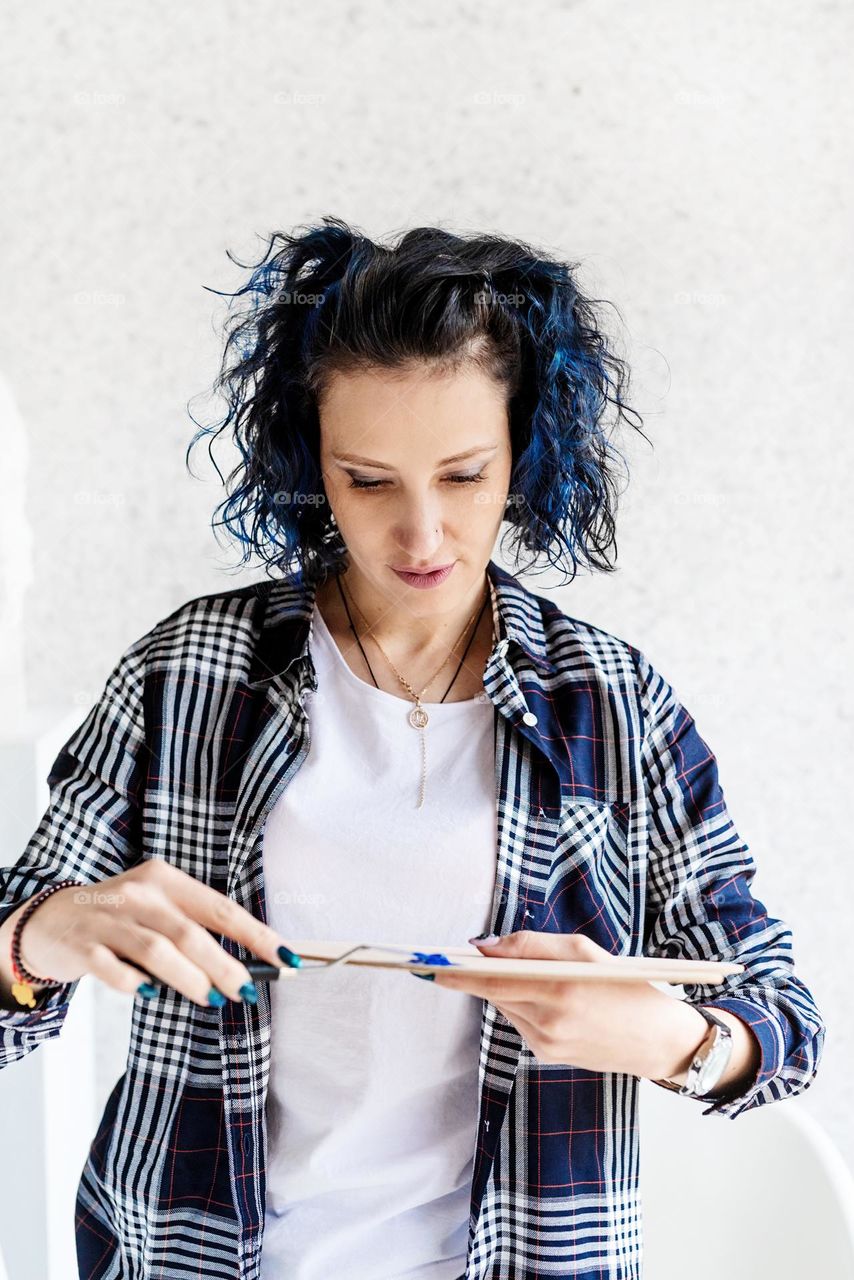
247 557 557 691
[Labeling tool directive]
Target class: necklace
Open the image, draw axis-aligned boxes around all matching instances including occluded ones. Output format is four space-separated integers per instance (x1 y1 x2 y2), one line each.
333 571 491 808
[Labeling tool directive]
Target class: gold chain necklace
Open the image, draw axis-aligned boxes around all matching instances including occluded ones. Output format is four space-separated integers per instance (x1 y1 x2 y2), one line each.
334 572 491 808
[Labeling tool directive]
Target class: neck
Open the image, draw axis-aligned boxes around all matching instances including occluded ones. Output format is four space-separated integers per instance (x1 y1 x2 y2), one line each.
316 564 492 660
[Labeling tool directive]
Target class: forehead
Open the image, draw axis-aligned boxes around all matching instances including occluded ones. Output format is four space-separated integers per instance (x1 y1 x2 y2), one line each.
318 362 509 452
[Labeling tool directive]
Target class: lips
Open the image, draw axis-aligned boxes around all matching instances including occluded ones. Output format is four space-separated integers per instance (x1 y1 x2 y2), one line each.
391 563 456 588
391 564 454 575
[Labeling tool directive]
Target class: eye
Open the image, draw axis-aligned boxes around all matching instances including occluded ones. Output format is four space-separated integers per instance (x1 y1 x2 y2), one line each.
347 471 487 491
347 477 388 490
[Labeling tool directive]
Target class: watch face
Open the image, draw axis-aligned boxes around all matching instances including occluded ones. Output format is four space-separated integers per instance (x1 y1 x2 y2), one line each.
696 1027 732 1093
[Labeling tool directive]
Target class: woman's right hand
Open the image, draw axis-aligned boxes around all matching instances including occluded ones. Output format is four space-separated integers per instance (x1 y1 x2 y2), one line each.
9 857 296 1007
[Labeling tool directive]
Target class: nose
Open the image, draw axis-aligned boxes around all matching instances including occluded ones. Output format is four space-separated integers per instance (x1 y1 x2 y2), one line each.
390 495 446 560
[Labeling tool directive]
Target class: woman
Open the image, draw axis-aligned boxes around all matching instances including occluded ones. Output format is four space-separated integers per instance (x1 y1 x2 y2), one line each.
0 217 826 1280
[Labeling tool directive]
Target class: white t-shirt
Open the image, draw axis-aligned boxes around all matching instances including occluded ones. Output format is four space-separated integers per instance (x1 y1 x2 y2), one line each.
260 601 499 1280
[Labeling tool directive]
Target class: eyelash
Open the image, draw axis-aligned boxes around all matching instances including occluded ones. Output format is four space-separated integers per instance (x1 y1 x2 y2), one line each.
347 471 487 491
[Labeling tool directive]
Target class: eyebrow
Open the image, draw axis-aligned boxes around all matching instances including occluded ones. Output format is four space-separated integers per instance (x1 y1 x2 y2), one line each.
332 443 499 471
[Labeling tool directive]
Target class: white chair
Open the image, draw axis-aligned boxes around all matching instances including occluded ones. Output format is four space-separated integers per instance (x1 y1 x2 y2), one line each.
640 1073 854 1278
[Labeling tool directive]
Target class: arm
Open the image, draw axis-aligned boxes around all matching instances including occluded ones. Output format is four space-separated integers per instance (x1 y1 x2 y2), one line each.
0 898 62 1010
655 998 763 1099
632 646 826 1119
0 626 155 1062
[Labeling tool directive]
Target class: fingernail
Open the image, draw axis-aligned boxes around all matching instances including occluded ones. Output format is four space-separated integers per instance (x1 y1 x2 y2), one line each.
137 982 158 999
208 987 227 1007
239 982 258 1004
408 971 435 981
277 945 303 968
468 933 500 945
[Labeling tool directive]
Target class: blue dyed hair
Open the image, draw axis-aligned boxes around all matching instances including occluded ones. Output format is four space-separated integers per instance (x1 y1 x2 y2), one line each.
186 215 648 586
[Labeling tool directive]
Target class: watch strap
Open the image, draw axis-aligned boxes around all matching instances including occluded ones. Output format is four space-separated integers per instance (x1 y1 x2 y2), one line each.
652 1005 732 1098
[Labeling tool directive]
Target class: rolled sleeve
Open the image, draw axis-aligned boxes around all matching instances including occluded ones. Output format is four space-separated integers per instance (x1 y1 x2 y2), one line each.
632 646 827 1121
0 982 80 1046
696 997 787 1118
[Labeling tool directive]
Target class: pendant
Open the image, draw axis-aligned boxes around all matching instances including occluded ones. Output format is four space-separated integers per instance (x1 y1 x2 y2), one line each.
409 705 429 729
11 979 36 1008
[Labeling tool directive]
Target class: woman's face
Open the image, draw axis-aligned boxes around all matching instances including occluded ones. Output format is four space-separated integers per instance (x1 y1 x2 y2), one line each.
317 361 514 609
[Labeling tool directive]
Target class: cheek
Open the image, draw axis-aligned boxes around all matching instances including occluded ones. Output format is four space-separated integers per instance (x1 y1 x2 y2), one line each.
325 485 377 533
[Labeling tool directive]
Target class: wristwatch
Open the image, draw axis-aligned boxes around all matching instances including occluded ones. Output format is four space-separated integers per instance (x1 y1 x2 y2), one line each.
652 1006 733 1098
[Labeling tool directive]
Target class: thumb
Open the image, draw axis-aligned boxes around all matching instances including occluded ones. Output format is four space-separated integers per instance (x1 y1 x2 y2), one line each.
468 929 599 960
467 929 528 952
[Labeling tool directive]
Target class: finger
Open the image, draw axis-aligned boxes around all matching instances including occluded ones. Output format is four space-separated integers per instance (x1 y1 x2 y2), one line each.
432 972 557 1005
85 941 162 998
489 1000 545 1056
487 999 572 1068
109 920 241 1008
133 858 298 970
111 881 258 1002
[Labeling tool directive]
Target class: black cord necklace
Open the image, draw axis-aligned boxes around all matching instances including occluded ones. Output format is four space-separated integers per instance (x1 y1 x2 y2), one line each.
333 571 488 703
329 571 491 808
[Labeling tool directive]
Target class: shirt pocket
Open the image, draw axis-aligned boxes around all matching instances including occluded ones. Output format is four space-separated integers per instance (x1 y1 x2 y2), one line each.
535 796 636 953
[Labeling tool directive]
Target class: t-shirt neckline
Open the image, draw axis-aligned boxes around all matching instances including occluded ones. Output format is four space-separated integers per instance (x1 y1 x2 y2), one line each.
311 602 488 711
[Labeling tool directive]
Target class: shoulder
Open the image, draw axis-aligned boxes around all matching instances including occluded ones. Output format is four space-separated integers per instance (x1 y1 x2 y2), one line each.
518 579 642 686
117 574 300 680
149 577 278 640
513 578 678 727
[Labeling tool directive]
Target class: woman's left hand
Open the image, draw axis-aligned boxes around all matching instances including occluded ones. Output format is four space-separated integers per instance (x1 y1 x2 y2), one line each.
431 929 695 1080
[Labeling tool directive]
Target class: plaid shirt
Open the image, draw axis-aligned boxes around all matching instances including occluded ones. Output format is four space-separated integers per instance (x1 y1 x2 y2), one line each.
0 559 826 1279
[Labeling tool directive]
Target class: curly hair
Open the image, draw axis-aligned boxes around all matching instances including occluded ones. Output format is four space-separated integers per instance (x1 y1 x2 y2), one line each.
185 215 649 586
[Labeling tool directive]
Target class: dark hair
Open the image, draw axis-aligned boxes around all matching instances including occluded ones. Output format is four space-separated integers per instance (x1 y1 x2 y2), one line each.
186 215 649 586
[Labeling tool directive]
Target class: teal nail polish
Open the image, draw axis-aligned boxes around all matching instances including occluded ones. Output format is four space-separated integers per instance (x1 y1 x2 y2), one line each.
208 987 227 1007
409 971 435 981
277 945 302 968
239 982 258 1003
137 982 158 999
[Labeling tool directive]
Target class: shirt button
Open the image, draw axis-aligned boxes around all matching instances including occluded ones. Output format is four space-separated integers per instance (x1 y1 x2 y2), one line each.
522 711 538 726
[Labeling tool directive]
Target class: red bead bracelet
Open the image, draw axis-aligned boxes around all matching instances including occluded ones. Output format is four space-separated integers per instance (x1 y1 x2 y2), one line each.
9 878 85 1008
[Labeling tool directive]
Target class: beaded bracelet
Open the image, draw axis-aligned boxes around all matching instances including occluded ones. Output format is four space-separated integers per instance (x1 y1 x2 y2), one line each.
9 878 86 1008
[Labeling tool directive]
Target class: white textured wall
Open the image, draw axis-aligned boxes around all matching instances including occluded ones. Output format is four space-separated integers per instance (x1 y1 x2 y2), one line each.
2 0 850 1175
